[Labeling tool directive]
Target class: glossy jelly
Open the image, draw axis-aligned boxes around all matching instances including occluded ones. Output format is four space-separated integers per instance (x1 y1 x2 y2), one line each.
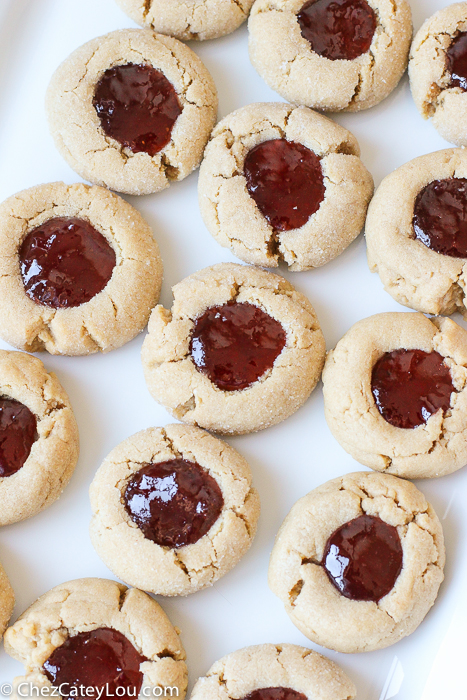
0 397 37 477
43 628 147 699
244 139 325 231
298 0 377 61
323 514 403 602
124 459 224 548
19 217 116 308
93 64 182 156
190 301 286 391
413 178 467 258
371 349 455 429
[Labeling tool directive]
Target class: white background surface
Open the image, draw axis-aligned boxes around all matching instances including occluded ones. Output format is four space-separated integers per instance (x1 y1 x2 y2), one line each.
0 0 466 697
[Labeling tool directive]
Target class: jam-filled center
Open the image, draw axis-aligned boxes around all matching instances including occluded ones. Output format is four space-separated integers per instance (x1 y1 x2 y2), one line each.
189 301 287 391
19 217 116 309
413 178 467 258
241 690 308 700
323 514 403 602
371 349 456 430
0 397 37 478
43 628 147 699
93 63 182 156
297 0 377 61
447 31 467 91
123 459 224 549
244 139 325 232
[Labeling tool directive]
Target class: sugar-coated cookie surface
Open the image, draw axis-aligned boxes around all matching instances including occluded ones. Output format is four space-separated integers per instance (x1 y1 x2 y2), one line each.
269 472 445 653
46 29 217 195
90 425 260 596
322 312 467 478
0 563 14 640
0 182 162 355
0 350 79 525
248 0 412 112
409 2 467 146
4 578 187 699
198 103 373 270
366 148 467 317
115 0 254 41
190 643 356 700
142 263 326 434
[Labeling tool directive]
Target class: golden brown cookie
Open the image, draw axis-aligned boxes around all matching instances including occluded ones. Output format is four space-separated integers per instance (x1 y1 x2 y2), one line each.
248 0 412 112
269 472 445 653
4 578 187 700
322 312 467 478
90 425 260 596
0 182 162 355
141 263 326 434
409 2 467 146
46 29 217 195
198 103 373 270
366 148 467 317
190 644 356 700
115 0 254 41
0 350 79 525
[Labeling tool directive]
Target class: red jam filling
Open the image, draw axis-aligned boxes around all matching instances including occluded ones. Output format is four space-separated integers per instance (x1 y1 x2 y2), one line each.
298 0 377 61
241 690 308 700
19 217 116 309
244 139 325 231
93 64 182 156
124 459 224 548
43 628 147 699
413 178 467 258
447 31 467 91
371 349 456 430
189 301 286 391
323 514 403 602
0 397 37 478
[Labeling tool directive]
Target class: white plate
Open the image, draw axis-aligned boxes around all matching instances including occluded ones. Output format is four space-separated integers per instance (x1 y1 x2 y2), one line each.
0 0 466 697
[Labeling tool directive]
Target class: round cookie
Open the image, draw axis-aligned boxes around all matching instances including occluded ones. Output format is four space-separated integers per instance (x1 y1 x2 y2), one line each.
322 312 467 478
269 471 445 654
4 578 187 700
0 350 79 525
190 644 356 700
0 182 162 355
366 148 467 317
0 562 14 639
141 263 326 434
198 103 374 270
115 0 254 41
90 425 260 596
409 2 467 146
248 0 412 112
46 29 217 195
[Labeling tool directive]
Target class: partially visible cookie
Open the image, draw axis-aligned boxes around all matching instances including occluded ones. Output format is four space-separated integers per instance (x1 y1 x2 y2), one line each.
90 425 260 596
0 562 14 639
46 29 217 195
409 2 467 146
248 0 412 112
269 472 445 653
198 103 373 270
366 148 467 317
0 182 162 355
142 263 326 434
0 350 79 525
4 578 187 700
322 312 467 478
190 643 356 700
115 0 254 41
